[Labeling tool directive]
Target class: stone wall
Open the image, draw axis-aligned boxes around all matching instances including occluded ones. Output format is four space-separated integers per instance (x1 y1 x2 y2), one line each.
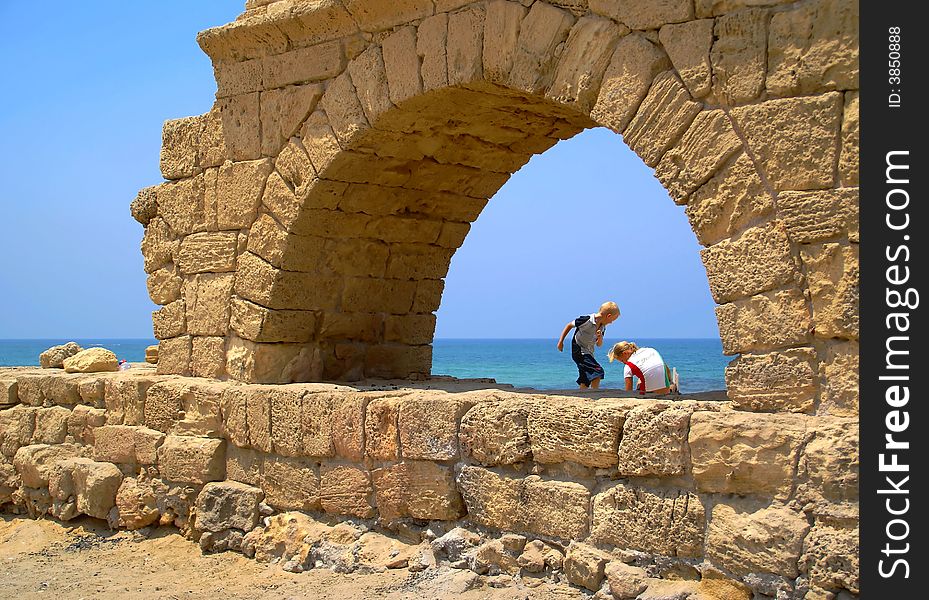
134 0 860 413
1 366 858 597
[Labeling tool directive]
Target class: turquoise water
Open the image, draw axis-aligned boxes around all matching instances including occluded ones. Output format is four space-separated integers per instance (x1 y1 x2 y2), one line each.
0 338 729 394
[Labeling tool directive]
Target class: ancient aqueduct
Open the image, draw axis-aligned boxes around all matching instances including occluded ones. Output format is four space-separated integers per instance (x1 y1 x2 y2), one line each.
1 0 858 597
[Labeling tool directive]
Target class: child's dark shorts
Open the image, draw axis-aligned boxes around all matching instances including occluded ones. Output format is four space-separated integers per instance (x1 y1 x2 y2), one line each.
572 346 605 386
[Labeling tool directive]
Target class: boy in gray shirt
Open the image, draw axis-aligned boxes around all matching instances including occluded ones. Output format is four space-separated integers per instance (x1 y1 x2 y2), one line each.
556 301 620 390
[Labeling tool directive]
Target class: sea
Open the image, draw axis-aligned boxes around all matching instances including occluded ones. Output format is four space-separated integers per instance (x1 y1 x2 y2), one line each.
0 338 729 394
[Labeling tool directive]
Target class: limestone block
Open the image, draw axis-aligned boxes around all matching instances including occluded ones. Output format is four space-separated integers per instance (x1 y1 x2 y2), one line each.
509 2 575 95
447 6 484 86
257 172 301 234
246 214 326 273
317 312 382 344
147 265 183 305
470 538 520 576
156 336 192 376
365 397 401 460
342 277 416 315
234 252 340 311
459 399 531 466
219 387 249 449
343 0 433 32
196 480 264 533
605 561 648 599
623 71 701 167
695 0 796 17
801 524 859 594
436 221 471 249
564 542 611 592
384 244 452 281
659 19 713 98
40 342 83 369
77 375 108 408
191 336 226 379
225 445 262 486
160 116 201 180
689 411 808 497
591 33 670 134
457 466 524 531
413 279 446 314
33 407 70 444
320 463 375 518
269 388 305 457
522 477 590 540
730 92 842 191
818 340 858 417
94 425 165 465
225 337 323 384
157 436 226 485
332 394 367 460
715 288 813 355
372 461 463 521
184 273 235 337
242 385 271 452
726 348 817 413
365 344 432 380
367 215 442 244
348 47 393 129
547 16 623 112
295 392 335 458
799 418 858 505
156 174 206 237
590 0 693 30
701 222 801 304
801 243 859 339
114 477 160 530
322 238 390 279
696 568 753 600
141 217 179 274
777 188 859 245
12 443 84 488
143 381 184 433
707 503 809 577
686 153 773 246
218 92 261 161
63 348 119 374
767 0 858 96
404 161 509 198
527 398 627 467
259 64 329 149
398 394 474 460
153 300 187 340
481 1 524 85
1 379 18 407
381 26 421 106
413 13 448 92
198 107 228 167
211 159 274 232
162 381 225 438
710 8 767 104
840 91 859 187
67 405 106 445
655 109 743 202
590 483 705 557
11 374 46 407
214 54 262 98
616 404 692 476
44 374 86 407
299 110 343 175
518 539 564 573
131 185 158 227
275 140 317 201
69 458 124 519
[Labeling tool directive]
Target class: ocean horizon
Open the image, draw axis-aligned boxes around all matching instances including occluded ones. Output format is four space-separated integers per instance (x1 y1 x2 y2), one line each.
0 337 729 394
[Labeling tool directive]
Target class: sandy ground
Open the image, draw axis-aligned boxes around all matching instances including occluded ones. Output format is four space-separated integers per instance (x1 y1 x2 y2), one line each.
0 515 587 600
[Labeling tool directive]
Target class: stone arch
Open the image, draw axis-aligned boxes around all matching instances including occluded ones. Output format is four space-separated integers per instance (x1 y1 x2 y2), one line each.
136 0 858 416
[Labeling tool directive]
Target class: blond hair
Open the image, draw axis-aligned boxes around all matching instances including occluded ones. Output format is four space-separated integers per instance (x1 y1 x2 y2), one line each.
607 341 638 363
599 301 620 317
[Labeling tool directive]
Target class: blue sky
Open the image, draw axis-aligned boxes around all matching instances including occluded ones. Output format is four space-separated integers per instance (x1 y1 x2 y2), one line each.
0 2 719 340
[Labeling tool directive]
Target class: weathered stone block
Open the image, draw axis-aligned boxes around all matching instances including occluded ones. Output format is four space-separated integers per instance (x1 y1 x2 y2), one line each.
365 397 401 460
299 392 336 458
459 398 531 465
398 394 473 460
141 217 179 274
564 542 611 592
157 436 226 484
800 524 859 595
767 0 858 96
527 398 628 467
655 109 742 202
157 336 192 376
447 5 484 86
715 288 813 355
522 477 590 540
457 466 524 531
726 349 817 413
69 458 124 520
160 116 201 180
730 93 842 191
93 425 140 464
320 463 375 518
840 91 859 187
105 376 155 426
1 406 38 457
710 8 767 104
382 26 421 105
343 0 433 32
63 348 119 374
234 252 340 311
147 265 183 305
191 336 226 379
67 405 107 445
33 407 70 444
348 45 392 126
372 461 462 521
195 480 264 534
508 1 575 95
269 387 304 457
547 16 623 112
590 0 693 30
1 378 18 407
707 503 809 577
818 340 858 417
659 19 713 98
332 394 367 460
481 1 523 85
218 92 261 161
701 222 801 304
616 404 693 476
623 71 702 167
153 300 187 340
13 443 84 488
176 232 238 275
184 273 235 337
156 175 205 237
230 296 317 343
591 33 670 133
225 337 322 384
801 243 859 339
590 483 705 558
798 418 858 505
777 188 858 244
259 84 324 156
114 477 160 530
144 380 184 433
689 411 808 498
